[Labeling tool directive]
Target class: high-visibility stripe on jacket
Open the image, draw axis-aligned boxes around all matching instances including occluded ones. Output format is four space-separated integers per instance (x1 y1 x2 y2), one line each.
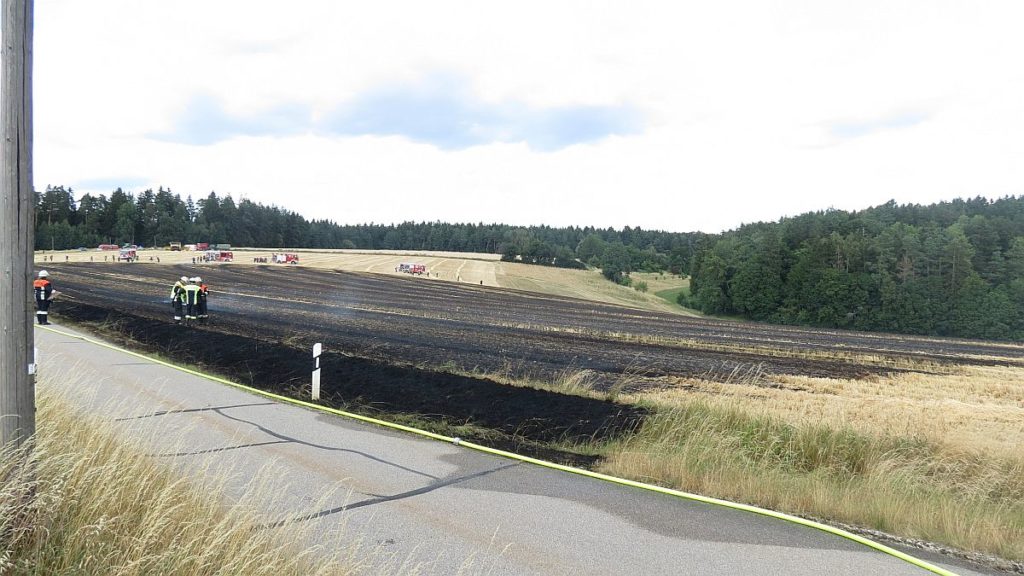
33 278 52 302
170 281 186 301
183 284 201 306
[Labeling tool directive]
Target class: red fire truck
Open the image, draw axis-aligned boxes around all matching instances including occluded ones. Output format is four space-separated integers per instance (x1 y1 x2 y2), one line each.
273 253 299 264
203 250 234 262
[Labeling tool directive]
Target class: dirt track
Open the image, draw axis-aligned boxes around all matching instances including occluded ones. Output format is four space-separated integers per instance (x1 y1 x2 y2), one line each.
42 263 1024 454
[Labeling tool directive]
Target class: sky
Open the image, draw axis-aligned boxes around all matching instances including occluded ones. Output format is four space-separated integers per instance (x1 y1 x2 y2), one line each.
27 0 1024 233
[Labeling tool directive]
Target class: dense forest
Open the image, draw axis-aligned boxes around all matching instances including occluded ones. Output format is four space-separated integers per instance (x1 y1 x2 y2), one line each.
35 185 1024 340
686 197 1024 340
34 185 701 277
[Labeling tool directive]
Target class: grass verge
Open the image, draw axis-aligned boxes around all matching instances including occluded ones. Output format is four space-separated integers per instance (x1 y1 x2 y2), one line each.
593 399 1024 564
0 384 364 575
454 354 1024 565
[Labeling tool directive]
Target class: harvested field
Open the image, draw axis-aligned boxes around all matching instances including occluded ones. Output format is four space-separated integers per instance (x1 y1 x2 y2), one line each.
41 263 1017 387
43 262 1024 458
44 263 1022 382
36 247 689 314
39 262 1024 565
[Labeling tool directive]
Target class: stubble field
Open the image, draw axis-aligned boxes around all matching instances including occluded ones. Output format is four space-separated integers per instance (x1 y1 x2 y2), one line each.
36 247 690 313
37 257 1024 568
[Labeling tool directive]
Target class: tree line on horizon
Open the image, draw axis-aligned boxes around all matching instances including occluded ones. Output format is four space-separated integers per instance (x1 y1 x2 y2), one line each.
34 185 1024 340
33 185 702 275
686 196 1024 340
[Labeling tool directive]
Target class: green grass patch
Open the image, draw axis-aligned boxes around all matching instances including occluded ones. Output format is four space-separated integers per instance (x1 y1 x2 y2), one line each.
654 285 706 315
655 286 688 304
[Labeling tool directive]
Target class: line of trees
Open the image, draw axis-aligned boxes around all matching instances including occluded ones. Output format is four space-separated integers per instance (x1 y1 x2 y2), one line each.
36 186 312 250
39 184 1021 340
34 185 702 276
687 197 1024 340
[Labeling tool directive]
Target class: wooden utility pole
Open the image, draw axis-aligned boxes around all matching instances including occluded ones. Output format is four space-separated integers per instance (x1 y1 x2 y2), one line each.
1 0 35 448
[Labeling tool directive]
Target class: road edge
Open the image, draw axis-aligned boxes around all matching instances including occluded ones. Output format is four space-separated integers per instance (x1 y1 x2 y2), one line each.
36 324 958 576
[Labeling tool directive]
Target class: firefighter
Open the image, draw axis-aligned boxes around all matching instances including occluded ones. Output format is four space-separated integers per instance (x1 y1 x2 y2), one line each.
33 270 54 325
196 276 209 320
170 275 187 323
183 277 202 324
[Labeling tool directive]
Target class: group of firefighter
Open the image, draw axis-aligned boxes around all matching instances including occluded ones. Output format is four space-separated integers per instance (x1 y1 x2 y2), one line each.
31 270 210 326
170 275 209 324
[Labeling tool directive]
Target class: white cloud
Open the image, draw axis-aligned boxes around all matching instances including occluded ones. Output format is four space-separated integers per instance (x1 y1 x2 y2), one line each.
33 0 1024 233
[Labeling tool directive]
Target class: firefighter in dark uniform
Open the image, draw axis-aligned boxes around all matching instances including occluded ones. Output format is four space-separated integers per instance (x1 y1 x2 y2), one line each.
171 275 187 324
184 277 202 324
33 270 53 325
196 276 209 320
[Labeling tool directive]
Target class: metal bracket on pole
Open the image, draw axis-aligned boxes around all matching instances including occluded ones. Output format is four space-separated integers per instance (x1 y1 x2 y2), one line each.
312 342 322 401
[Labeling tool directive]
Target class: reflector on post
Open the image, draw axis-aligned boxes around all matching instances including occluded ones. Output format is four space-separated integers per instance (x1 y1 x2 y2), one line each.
312 343 322 401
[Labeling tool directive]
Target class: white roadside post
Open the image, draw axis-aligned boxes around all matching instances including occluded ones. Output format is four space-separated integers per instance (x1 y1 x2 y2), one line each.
312 343 322 401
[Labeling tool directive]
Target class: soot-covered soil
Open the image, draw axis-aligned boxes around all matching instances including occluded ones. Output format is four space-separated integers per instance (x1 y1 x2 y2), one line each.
41 263 1023 454
55 302 645 465
45 264 1022 379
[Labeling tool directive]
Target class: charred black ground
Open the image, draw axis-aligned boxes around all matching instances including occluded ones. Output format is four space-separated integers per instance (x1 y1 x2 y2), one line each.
45 263 1022 378
53 301 647 466
40 263 1024 461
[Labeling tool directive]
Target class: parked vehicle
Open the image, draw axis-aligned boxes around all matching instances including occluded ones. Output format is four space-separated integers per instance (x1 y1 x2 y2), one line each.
273 253 299 264
202 249 233 262
169 242 182 251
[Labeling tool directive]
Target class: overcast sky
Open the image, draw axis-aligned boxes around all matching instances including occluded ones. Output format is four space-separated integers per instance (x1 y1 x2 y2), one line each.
30 1 1024 233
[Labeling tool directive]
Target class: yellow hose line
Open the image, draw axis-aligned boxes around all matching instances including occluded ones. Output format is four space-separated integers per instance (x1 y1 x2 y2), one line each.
37 324 958 576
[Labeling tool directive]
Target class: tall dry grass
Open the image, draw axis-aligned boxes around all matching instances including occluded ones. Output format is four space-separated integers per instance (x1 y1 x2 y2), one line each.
507 359 1024 563
301 343 1024 564
0 388 366 576
596 398 1024 562
653 365 1024 458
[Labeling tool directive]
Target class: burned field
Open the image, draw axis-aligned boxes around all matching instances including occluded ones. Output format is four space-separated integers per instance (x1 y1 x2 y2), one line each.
44 263 1024 459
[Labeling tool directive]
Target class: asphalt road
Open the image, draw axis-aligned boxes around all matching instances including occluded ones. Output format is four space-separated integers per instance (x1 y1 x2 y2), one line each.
34 324 997 576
